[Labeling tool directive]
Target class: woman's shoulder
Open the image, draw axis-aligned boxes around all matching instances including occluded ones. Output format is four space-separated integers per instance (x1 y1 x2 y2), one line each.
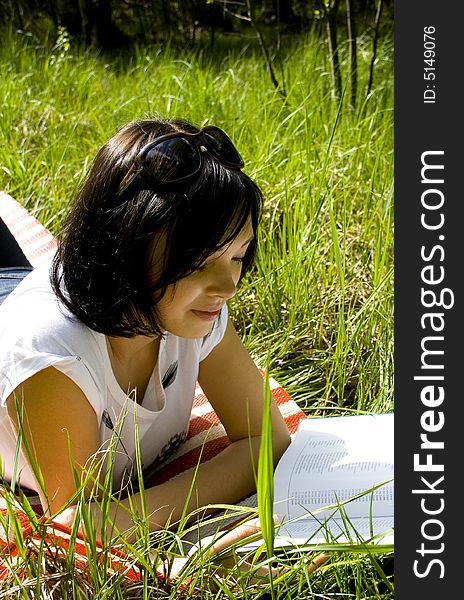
0 261 59 319
0 261 102 362
0 262 106 414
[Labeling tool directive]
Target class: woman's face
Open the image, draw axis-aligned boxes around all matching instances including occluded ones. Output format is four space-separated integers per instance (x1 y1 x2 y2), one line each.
155 219 254 339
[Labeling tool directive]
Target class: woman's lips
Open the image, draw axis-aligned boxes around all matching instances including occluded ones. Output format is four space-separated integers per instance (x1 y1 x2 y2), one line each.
191 309 221 321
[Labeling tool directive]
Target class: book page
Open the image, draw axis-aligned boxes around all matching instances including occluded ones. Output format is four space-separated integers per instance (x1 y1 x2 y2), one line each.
273 413 394 544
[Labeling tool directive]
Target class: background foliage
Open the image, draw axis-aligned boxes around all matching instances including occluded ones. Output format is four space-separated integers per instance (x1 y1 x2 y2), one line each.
0 2 394 596
0 11 393 414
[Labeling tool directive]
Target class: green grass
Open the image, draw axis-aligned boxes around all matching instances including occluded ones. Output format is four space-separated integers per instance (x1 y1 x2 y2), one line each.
0 25 394 598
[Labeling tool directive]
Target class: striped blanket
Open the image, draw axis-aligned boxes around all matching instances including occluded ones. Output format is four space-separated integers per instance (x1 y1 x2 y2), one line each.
0 191 307 582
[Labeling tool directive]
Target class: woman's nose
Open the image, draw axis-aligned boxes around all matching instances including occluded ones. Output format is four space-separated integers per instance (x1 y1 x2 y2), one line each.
206 265 237 300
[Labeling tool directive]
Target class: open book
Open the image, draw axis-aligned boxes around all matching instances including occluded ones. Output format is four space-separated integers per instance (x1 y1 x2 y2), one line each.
269 412 394 547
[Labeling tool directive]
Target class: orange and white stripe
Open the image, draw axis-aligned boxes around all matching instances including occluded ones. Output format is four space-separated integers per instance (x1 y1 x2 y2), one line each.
0 192 57 267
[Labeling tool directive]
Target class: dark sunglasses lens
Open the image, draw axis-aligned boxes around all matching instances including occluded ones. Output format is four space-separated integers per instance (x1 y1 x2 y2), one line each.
144 137 201 183
203 129 244 167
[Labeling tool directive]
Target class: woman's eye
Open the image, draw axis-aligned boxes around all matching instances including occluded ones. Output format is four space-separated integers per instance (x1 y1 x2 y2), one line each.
195 255 244 273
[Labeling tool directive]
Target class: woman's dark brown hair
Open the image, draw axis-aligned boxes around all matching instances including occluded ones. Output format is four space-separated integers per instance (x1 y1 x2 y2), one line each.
51 118 262 337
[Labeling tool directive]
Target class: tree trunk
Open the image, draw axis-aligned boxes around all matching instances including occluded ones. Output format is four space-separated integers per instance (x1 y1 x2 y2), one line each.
245 0 284 96
53 0 128 48
326 0 342 99
160 0 171 31
346 0 357 108
54 0 82 36
86 0 128 49
366 0 383 96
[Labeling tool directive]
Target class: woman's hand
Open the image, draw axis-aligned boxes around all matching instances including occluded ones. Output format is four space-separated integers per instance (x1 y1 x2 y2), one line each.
161 517 330 584
55 507 329 588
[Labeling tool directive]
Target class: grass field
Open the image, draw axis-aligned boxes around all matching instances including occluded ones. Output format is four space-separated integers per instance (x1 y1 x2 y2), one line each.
0 24 394 598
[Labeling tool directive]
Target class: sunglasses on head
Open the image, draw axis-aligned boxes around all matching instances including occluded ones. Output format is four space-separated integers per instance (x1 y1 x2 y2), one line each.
116 126 245 198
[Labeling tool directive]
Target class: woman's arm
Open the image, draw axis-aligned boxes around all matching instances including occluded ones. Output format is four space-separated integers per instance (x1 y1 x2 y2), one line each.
6 368 159 536
6 367 101 515
198 318 290 457
90 319 290 536
86 319 291 536
7 320 290 539
195 318 291 494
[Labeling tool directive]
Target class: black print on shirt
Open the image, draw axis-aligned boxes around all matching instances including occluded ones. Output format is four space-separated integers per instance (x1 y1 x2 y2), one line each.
140 430 187 483
161 361 178 389
102 409 114 430
101 408 131 464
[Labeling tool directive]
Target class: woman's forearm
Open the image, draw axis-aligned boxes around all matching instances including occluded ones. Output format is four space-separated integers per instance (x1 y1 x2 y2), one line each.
88 434 287 540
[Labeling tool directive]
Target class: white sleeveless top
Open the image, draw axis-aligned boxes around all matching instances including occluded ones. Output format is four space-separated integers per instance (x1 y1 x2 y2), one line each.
0 262 227 490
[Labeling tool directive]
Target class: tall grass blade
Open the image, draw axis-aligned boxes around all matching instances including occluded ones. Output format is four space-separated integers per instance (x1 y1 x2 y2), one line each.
257 368 275 561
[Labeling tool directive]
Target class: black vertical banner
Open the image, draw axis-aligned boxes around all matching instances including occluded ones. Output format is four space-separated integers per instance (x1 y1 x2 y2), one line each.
395 2 461 597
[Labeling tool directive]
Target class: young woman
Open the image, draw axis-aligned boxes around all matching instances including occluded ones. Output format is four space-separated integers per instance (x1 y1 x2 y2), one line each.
0 118 290 538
